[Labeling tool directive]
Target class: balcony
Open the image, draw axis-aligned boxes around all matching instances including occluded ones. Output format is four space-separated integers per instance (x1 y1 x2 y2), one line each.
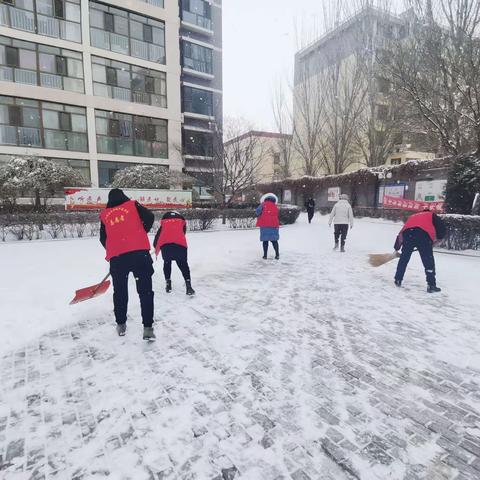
140 0 164 7
0 4 35 32
182 11 212 32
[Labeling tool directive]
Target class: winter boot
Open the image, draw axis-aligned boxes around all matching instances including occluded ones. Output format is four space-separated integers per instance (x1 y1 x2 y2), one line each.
143 326 156 341
262 255 267 259
340 245 346 253
427 285 442 293
333 242 339 251
165 279 172 293
394 279 402 287
275 254 280 260
116 323 126 336
186 280 195 296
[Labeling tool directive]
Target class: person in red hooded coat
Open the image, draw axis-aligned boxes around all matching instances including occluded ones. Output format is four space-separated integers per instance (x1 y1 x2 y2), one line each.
99 189 155 340
256 193 280 259
153 211 195 295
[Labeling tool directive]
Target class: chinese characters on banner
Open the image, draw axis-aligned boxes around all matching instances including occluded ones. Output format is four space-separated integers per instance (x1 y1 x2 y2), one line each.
65 188 192 211
383 195 444 212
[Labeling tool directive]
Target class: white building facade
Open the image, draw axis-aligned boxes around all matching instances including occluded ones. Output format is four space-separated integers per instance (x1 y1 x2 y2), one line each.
0 0 222 188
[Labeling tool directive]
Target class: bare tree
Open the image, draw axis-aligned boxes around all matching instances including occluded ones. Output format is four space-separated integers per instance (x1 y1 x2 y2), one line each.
381 0 480 155
210 118 267 214
319 54 369 174
271 81 294 179
292 68 326 176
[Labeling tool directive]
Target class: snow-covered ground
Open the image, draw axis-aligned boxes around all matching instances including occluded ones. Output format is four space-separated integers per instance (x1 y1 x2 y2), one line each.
1 214 480 479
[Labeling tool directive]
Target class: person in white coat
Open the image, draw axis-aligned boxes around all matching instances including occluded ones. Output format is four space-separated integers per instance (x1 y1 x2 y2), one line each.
328 194 354 252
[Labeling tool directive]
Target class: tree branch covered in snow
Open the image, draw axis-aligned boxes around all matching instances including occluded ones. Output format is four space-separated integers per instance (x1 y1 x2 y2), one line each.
0 156 86 212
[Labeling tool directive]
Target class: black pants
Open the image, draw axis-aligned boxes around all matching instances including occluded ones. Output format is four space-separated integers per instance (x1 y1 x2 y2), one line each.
161 244 191 281
334 224 349 247
395 228 436 286
307 209 315 224
110 250 154 327
263 241 279 257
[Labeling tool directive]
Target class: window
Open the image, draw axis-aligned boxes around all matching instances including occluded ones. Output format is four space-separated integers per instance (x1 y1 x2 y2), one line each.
0 96 87 151
108 119 121 137
183 86 213 116
8 106 22 126
104 12 114 32
143 24 153 43
5 47 19 67
377 104 389 121
59 111 71 131
377 77 390 94
273 153 280 165
54 0 65 18
183 130 213 157
183 41 213 74
2 0 14 4
90 2 166 64
144 75 155 94
55 55 67 75
96 109 168 158
106 66 117 86
182 0 212 30
391 158 401 165
91 55 167 108
0 36 84 92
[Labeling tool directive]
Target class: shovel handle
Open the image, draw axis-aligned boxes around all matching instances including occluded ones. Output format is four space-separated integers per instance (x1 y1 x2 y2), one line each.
91 272 111 297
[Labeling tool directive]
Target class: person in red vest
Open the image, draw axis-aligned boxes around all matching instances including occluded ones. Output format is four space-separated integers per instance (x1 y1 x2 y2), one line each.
394 208 446 293
256 193 280 260
99 189 156 340
153 211 195 295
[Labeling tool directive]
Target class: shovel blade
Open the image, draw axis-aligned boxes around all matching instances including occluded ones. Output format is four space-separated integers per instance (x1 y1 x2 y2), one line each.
70 279 111 305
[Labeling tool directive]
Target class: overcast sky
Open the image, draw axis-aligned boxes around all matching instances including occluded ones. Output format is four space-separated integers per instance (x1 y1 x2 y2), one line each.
222 0 404 131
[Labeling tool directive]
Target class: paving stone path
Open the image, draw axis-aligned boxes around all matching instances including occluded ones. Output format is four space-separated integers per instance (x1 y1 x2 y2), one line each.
1 247 479 479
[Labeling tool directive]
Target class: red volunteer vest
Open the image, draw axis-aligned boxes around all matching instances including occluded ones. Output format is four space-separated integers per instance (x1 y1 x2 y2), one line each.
401 211 436 241
100 200 150 261
154 218 187 255
256 202 280 228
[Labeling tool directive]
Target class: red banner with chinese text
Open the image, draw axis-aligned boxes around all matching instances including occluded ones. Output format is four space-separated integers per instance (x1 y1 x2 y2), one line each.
383 195 444 213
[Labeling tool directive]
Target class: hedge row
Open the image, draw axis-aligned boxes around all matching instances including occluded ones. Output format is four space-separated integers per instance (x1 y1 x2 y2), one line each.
0 206 301 241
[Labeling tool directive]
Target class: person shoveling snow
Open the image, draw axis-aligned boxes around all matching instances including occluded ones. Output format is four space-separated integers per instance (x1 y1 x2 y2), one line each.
99 188 156 340
393 209 446 293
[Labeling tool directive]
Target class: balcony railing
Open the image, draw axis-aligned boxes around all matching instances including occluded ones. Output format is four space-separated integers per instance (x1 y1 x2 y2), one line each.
141 0 164 7
182 11 212 31
18 127 42 147
14 68 37 85
0 125 17 145
40 72 63 89
112 86 131 102
0 5 35 32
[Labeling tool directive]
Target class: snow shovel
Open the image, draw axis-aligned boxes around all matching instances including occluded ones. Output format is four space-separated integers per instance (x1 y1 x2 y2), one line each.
368 251 400 267
70 272 111 305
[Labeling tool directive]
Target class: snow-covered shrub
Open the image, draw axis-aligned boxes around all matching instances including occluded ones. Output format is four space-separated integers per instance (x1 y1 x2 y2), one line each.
45 215 64 239
438 215 480 250
111 165 194 190
182 209 219 231
445 155 480 214
0 156 86 212
0 215 11 241
225 210 256 229
278 205 301 225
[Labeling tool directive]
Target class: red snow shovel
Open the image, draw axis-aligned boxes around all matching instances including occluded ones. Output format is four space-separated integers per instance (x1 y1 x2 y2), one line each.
70 273 111 305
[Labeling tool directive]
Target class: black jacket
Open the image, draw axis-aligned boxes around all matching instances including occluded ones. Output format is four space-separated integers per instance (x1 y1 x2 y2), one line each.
305 199 315 210
99 189 154 248
394 213 446 250
153 211 187 249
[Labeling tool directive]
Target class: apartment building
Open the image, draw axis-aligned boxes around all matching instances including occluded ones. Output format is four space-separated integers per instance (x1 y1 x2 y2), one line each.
224 130 293 185
180 0 222 198
0 0 222 192
292 7 435 178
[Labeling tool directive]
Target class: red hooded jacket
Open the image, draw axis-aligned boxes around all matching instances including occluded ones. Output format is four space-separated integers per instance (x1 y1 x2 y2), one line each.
256 200 280 228
100 200 151 261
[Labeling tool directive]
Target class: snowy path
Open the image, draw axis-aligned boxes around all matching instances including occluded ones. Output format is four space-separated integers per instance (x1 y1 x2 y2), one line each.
1 215 480 479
